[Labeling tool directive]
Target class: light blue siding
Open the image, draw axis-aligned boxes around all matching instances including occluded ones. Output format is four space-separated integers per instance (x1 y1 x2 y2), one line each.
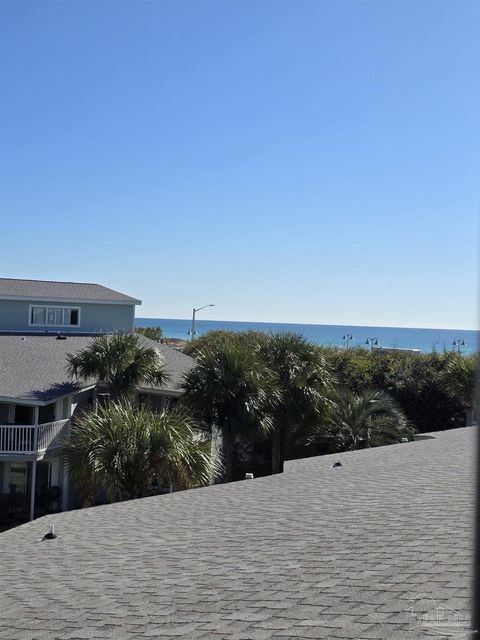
0 300 135 333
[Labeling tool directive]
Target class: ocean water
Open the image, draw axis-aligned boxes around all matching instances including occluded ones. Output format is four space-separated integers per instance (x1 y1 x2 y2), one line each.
136 318 479 355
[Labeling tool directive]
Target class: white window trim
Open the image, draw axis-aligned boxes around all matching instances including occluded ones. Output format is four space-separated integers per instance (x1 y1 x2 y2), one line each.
28 304 81 328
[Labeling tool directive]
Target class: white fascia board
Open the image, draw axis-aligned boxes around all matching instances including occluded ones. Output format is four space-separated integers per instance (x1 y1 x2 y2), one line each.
0 295 141 305
137 387 183 398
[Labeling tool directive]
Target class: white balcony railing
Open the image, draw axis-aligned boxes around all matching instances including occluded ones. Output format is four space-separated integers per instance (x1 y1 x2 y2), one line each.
0 425 36 454
0 419 70 455
38 419 70 451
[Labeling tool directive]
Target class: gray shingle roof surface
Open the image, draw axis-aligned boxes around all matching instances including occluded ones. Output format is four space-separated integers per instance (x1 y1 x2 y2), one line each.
0 428 474 639
0 335 193 401
0 278 141 304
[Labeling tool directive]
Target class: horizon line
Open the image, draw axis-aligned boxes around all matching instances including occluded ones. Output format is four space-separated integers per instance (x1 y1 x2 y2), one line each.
136 316 478 334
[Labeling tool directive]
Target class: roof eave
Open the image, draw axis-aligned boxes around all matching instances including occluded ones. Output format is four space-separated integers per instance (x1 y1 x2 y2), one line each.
137 386 183 398
0 383 97 406
0 295 142 305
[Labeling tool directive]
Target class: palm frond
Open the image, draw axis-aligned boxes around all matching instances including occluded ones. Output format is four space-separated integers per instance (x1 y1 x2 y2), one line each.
63 402 219 503
66 333 169 400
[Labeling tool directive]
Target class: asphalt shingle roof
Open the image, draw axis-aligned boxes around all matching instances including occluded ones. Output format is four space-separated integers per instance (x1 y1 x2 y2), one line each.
0 278 141 304
0 427 474 639
0 334 193 402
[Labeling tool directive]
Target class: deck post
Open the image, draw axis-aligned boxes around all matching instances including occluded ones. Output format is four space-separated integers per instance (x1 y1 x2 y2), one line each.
29 459 37 521
29 407 39 521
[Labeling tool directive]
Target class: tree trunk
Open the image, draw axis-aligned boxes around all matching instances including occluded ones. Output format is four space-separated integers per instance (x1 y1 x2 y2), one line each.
271 421 285 475
224 428 234 483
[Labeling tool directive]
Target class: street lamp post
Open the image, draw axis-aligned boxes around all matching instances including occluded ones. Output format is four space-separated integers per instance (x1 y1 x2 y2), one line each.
189 304 215 340
365 337 379 352
452 338 466 354
342 334 354 348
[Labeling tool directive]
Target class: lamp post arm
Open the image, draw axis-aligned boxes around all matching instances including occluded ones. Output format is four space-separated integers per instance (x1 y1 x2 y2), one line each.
190 304 215 340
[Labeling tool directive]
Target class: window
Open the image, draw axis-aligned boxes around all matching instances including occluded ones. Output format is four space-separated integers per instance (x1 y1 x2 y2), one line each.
38 402 55 424
48 459 59 487
63 308 79 326
10 463 28 496
29 305 80 327
31 306 46 325
14 404 34 425
47 307 64 325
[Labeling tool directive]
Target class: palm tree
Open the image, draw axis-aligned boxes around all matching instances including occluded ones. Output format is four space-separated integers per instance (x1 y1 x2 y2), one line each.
182 341 276 482
261 333 333 474
67 333 169 401
443 354 478 426
135 326 164 343
64 402 220 503
312 388 411 452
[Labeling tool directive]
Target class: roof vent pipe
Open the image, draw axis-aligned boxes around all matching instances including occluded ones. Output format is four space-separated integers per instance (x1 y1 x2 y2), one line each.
44 524 57 540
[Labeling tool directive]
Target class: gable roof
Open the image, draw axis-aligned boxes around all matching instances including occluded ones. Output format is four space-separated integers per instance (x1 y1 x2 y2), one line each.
0 428 473 639
0 334 193 403
0 278 141 305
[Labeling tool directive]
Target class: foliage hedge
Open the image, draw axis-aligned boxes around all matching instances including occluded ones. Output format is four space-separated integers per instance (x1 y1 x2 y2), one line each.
185 330 477 440
181 331 477 479
319 347 475 433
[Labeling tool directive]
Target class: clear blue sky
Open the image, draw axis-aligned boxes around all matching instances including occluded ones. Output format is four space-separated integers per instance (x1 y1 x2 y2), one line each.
1 0 479 329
